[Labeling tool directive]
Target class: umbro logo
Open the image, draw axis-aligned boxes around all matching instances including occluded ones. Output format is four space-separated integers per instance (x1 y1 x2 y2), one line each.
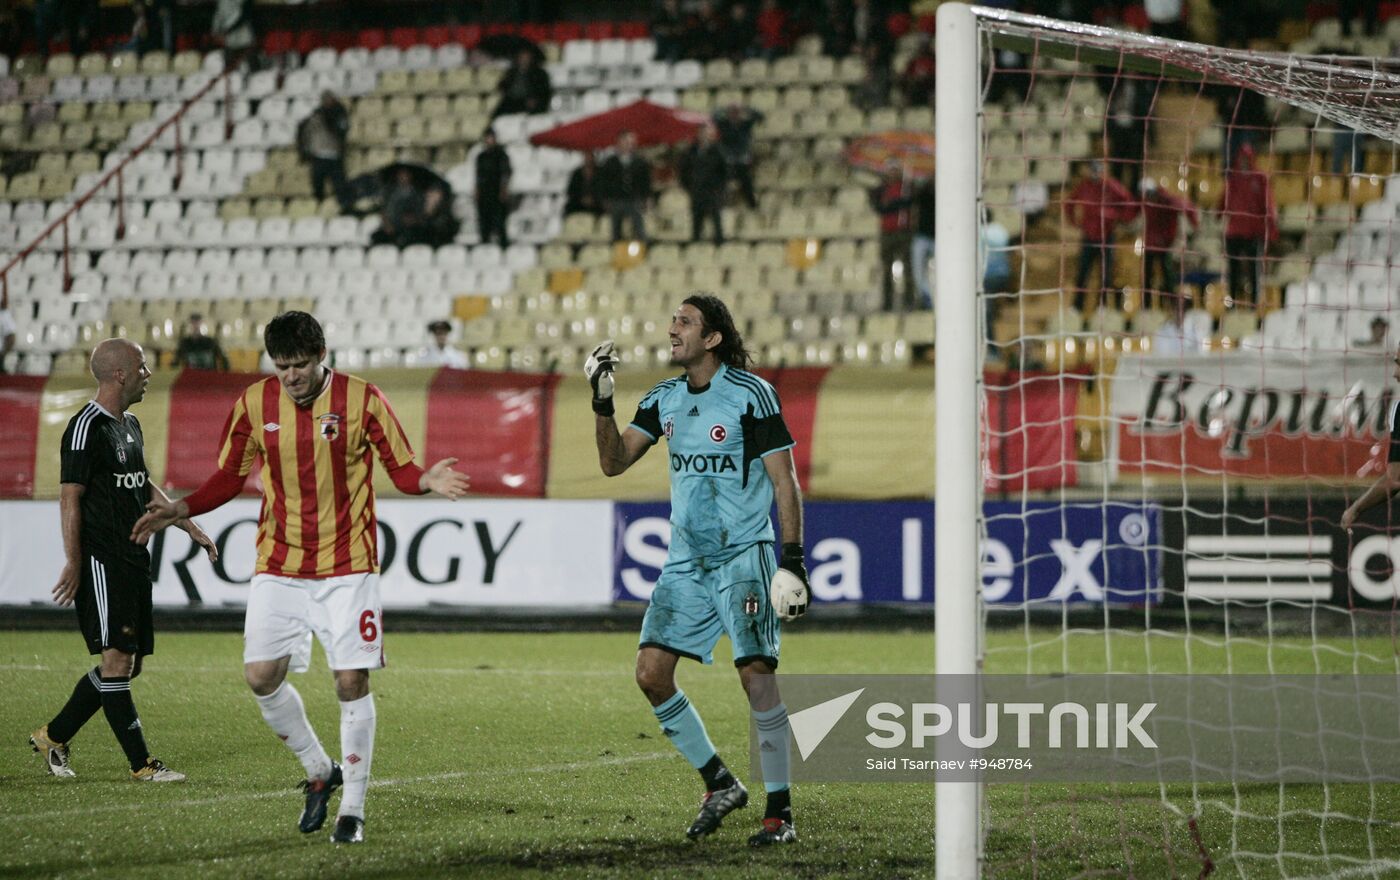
687 406 700 417
264 423 280 432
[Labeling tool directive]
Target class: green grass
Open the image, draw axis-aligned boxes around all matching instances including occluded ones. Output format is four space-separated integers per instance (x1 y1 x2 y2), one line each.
2 629 1399 879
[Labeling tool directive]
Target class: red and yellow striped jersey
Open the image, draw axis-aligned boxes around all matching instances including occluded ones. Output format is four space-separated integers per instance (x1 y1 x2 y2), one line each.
214 370 417 579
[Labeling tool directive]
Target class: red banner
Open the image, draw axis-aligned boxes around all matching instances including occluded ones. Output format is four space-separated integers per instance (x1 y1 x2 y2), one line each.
425 369 559 497
1112 353 1391 479
756 366 828 488
983 371 1080 492
165 370 265 492
0 376 47 497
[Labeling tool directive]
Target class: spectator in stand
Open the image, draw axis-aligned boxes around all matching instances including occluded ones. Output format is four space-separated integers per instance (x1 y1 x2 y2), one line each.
493 49 553 118
418 321 469 369
873 162 914 311
853 42 891 110
1356 316 1389 348
174 315 230 371
1214 81 1270 171
565 152 603 217
653 0 687 63
475 128 512 247
714 104 763 210
1139 178 1199 301
1221 142 1276 308
687 1 726 60
599 131 652 243
121 1 158 55
419 181 461 247
681 124 729 245
756 0 792 58
721 2 759 61
36 0 97 57
1152 293 1204 355
1065 159 1137 312
297 91 352 212
372 168 424 247
1339 0 1379 36
1145 0 1189 40
820 1 856 56
0 282 15 373
1105 74 1155 190
210 0 255 68
911 178 935 309
900 37 936 108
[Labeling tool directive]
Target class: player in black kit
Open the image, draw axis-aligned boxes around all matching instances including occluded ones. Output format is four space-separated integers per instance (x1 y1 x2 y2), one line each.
30 338 216 781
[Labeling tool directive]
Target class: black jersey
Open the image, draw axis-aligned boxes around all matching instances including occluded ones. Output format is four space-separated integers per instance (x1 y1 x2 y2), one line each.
59 401 152 572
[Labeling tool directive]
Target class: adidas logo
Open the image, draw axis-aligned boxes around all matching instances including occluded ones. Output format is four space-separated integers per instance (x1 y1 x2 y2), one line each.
662 727 678 737
128 720 142 731
687 406 700 416
761 740 777 753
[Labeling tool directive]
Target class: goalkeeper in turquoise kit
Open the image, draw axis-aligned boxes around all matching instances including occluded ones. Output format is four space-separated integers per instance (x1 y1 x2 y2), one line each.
588 293 809 846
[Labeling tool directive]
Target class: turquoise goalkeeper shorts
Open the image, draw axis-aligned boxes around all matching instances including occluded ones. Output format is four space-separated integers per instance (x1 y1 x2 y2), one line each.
639 541 782 669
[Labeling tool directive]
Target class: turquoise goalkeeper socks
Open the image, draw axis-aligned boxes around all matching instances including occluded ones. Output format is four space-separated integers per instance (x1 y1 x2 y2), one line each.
752 702 791 793
653 690 718 771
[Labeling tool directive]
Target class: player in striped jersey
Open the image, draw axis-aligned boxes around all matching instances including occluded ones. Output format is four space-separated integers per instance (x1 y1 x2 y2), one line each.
588 294 808 846
133 312 469 844
32 338 216 783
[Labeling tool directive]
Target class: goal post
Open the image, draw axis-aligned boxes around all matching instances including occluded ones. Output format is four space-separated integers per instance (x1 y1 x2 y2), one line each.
935 5 1400 877
934 4 983 879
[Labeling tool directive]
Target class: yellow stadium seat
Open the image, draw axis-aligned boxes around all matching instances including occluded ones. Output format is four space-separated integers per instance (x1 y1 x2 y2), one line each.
549 268 585 295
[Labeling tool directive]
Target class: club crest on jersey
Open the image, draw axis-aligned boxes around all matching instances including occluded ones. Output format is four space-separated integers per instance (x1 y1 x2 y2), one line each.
709 424 727 443
115 446 126 464
318 413 341 441
663 416 674 439
743 591 760 616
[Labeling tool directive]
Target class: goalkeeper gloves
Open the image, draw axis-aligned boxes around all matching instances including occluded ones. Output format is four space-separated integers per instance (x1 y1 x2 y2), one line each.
770 542 810 621
584 340 617 417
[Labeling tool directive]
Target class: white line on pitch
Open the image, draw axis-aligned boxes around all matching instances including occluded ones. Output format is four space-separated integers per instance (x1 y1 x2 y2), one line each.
0 752 671 822
0 664 628 677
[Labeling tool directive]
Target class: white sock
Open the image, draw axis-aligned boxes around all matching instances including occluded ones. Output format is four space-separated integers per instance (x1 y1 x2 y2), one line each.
338 693 376 819
255 682 333 781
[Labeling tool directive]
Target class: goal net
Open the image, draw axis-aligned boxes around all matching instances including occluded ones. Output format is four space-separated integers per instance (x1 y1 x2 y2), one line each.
936 5 1400 877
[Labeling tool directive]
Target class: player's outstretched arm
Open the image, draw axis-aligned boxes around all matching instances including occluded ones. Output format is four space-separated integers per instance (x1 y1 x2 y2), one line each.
132 494 188 545
420 457 470 499
148 483 218 562
53 483 85 606
587 339 651 476
1341 462 1400 530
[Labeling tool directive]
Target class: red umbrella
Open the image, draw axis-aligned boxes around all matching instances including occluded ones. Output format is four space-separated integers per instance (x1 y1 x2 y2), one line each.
530 100 710 152
845 131 937 179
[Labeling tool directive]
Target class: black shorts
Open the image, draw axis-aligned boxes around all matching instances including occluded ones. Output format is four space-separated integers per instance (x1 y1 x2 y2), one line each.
74 555 153 657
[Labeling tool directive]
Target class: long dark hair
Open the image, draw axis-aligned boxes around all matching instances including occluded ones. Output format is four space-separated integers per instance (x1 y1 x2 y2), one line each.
684 292 753 371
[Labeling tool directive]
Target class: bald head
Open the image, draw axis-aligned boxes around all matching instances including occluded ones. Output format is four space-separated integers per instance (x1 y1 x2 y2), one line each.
90 338 142 383
90 338 151 410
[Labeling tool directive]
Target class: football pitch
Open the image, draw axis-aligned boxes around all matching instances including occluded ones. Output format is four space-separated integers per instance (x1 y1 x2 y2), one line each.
3 627 1400 879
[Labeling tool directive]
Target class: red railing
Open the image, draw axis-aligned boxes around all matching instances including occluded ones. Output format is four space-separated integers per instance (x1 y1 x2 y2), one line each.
0 63 238 307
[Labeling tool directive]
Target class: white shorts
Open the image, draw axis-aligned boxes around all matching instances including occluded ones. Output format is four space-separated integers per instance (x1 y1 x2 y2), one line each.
243 572 385 672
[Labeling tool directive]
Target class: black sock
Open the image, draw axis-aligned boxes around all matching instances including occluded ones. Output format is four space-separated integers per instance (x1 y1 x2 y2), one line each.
99 676 150 772
764 788 792 823
47 667 104 743
699 754 734 791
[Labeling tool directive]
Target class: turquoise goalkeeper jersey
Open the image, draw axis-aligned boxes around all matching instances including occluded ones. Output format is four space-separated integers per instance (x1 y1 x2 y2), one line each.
629 363 795 567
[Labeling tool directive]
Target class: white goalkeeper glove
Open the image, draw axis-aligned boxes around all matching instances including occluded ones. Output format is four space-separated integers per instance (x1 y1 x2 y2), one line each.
769 543 810 622
585 340 617 417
